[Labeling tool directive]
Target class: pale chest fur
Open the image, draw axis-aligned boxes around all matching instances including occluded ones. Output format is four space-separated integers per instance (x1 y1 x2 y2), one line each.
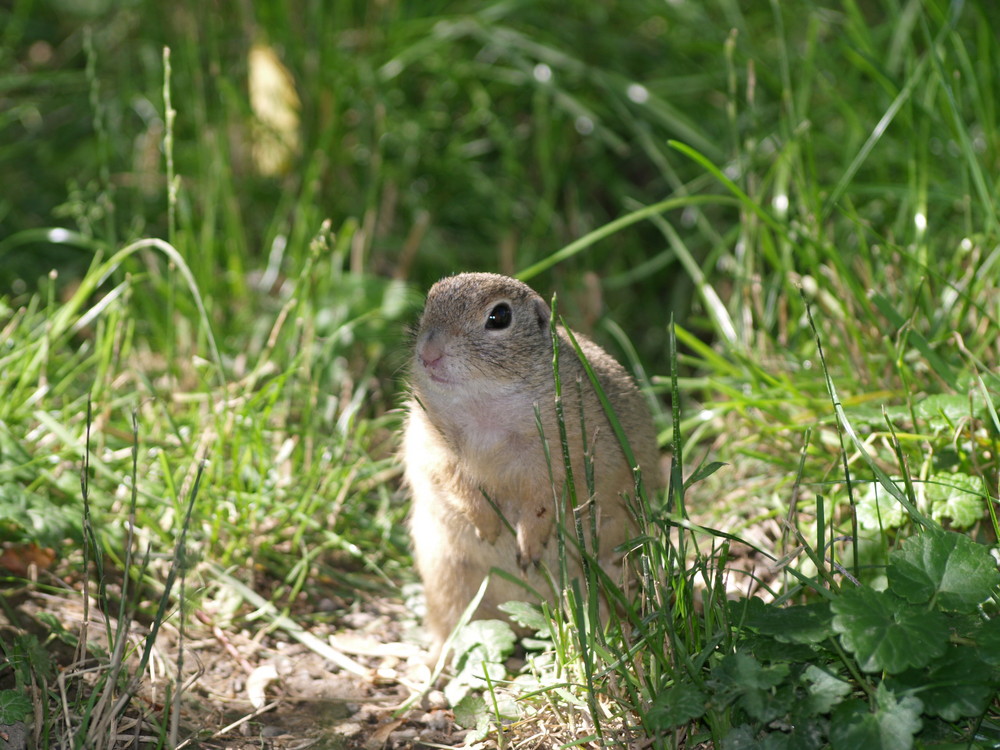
411 386 556 496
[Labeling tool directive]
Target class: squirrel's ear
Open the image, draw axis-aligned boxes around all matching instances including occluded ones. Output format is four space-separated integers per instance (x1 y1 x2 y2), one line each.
532 297 551 331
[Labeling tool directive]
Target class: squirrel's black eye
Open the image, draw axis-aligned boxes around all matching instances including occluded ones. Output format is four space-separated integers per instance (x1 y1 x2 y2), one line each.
485 303 513 330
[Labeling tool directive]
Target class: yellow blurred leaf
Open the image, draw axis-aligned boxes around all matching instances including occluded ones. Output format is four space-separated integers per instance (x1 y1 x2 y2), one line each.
248 43 301 176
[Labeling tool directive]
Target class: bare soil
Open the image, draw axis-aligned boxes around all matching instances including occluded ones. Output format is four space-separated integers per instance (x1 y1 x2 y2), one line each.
1 516 782 749
1 575 471 750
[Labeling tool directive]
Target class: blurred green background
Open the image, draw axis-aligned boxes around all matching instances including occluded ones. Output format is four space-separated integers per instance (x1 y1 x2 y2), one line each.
4 0 1000 532
11 0 997 370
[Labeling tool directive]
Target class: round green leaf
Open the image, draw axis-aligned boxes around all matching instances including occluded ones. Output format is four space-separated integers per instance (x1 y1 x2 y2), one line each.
714 650 790 690
887 645 998 721
888 527 1000 612
498 600 548 632
856 479 908 531
925 473 984 529
829 686 922 750
831 587 948 673
803 665 852 715
712 651 791 723
915 393 977 424
748 601 833 644
452 694 491 738
973 617 1000 668
445 619 518 706
0 689 31 723
647 681 707 730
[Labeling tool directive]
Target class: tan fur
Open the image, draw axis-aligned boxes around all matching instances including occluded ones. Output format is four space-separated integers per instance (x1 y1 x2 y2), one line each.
402 273 660 659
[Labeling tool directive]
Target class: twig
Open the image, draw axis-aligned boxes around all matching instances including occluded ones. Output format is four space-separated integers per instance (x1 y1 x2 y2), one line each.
195 609 255 674
174 701 280 749
210 564 373 680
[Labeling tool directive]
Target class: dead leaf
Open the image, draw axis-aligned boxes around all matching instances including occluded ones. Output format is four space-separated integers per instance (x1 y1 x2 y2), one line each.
0 544 56 576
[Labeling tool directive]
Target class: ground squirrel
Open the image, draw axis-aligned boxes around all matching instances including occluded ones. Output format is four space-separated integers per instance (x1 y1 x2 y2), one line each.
402 272 660 659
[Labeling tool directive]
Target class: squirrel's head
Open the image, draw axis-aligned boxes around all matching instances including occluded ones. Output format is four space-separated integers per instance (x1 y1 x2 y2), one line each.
412 273 552 397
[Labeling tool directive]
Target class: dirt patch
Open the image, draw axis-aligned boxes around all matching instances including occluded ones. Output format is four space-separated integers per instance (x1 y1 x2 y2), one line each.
1 579 474 749
2 521 787 749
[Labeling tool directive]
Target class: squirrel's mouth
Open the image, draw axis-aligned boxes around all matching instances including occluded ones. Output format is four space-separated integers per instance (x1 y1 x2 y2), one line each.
419 366 459 387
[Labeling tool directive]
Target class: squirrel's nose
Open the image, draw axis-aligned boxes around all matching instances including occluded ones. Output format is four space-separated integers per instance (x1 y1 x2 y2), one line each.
418 335 445 369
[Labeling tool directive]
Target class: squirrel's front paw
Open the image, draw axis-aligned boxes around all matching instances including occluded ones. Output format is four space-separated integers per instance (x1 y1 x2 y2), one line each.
472 512 502 544
514 503 553 569
460 490 502 544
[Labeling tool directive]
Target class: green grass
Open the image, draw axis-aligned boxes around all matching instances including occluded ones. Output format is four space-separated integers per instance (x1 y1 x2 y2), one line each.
2 0 1000 747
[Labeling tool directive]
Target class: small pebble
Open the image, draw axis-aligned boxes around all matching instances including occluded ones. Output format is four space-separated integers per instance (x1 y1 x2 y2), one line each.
391 728 418 747
340 611 375 629
421 709 452 732
425 690 449 710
